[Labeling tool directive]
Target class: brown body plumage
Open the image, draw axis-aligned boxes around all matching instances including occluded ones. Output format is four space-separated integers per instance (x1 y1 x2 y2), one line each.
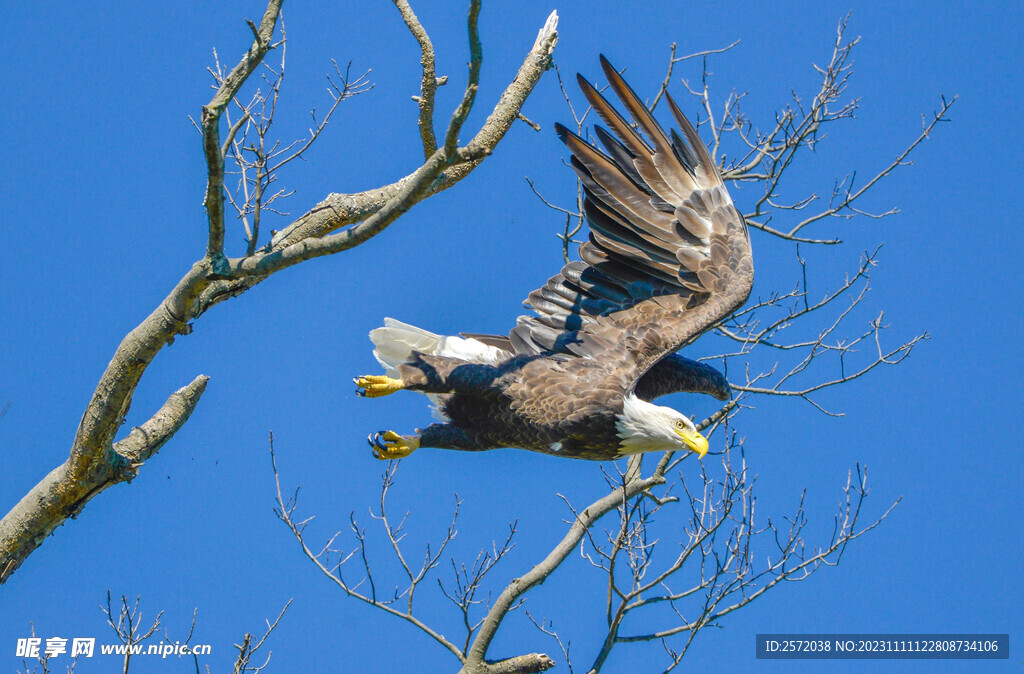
358 57 753 461
393 348 729 460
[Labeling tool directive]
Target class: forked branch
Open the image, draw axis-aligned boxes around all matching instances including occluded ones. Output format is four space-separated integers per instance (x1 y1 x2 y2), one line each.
0 1 558 585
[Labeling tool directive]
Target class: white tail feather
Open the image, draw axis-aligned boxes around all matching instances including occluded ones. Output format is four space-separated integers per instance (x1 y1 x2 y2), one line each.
369 318 510 421
370 317 509 375
370 318 441 377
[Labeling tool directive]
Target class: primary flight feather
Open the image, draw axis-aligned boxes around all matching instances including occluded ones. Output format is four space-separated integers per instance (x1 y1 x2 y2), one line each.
355 57 752 461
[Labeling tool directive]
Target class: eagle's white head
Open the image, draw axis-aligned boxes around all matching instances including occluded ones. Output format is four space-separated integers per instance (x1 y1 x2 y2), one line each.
615 394 709 457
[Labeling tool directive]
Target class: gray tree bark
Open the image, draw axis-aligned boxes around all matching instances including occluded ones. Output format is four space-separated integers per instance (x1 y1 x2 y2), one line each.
0 1 558 585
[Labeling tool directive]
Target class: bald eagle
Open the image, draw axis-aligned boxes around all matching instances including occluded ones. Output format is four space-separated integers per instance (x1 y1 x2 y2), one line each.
354 57 753 461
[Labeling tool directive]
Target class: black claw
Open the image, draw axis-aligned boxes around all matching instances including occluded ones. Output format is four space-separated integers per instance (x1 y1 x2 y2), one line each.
368 431 387 450
367 432 383 458
355 387 366 397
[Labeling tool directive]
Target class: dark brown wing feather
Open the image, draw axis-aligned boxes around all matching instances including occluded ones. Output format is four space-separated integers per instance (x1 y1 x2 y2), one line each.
509 56 753 381
458 332 515 352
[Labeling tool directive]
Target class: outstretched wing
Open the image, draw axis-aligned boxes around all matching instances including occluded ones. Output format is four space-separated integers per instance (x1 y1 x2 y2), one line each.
509 56 752 381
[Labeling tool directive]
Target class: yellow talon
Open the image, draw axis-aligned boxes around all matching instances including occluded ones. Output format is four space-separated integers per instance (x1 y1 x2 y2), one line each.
354 374 405 398
368 431 420 460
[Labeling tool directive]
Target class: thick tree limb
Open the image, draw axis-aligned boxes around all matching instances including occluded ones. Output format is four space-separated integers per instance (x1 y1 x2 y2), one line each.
225 142 491 279
481 653 556 674
0 3 558 585
0 376 208 583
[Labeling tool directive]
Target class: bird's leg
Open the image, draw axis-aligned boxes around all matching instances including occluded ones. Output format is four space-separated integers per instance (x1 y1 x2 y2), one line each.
354 374 406 398
418 424 490 451
398 356 502 395
367 424 486 458
368 430 420 459
357 356 501 398
356 355 501 401
353 355 464 398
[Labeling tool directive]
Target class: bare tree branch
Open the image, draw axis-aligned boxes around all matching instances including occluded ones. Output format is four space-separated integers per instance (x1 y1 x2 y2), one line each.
478 653 556 674
232 600 292 674
784 95 956 239
438 521 518 655
104 591 164 674
203 0 283 258
0 375 208 583
525 613 573 673
660 16 959 247
17 621 80 674
648 40 741 113
462 473 667 672
393 0 442 159
271 434 468 663
578 447 899 671
220 51 374 257
0 2 558 585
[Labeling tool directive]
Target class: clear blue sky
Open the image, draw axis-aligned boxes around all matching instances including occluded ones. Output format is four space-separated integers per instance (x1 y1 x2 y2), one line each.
2 1 1021 672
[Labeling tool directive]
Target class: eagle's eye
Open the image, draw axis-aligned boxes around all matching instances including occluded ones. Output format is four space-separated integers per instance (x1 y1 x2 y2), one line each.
674 419 685 429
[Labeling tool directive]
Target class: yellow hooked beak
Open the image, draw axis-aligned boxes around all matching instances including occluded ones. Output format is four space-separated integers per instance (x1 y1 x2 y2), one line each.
677 427 709 459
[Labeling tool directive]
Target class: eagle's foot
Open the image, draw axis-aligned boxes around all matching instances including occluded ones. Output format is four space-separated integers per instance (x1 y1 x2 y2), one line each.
368 431 419 460
354 374 405 398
